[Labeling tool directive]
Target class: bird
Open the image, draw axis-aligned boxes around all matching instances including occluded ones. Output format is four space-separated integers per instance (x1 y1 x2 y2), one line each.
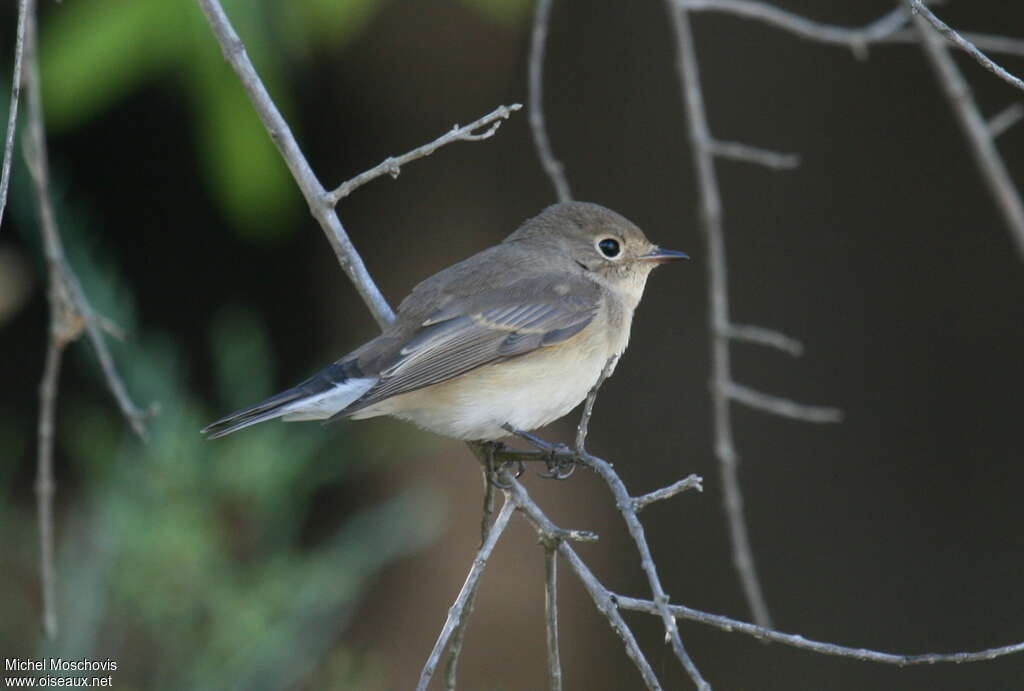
202 201 687 441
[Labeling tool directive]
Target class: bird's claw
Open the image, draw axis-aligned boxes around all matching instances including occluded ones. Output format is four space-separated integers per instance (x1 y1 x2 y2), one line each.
539 443 577 480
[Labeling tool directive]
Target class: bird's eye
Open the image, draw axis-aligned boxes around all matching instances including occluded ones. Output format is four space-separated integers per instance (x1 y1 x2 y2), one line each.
597 238 621 258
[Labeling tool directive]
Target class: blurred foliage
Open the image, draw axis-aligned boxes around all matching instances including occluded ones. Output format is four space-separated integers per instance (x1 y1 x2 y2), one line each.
1 203 445 688
36 0 530 238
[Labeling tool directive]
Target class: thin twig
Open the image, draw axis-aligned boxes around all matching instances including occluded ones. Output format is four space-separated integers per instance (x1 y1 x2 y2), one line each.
442 447 498 690
615 594 1024 665
328 104 522 204
725 381 843 423
508 427 710 690
633 474 703 512
528 0 572 202
987 103 1024 139
724 323 804 357
709 139 799 170
907 2 1024 258
907 0 1024 93
543 547 563 691
579 453 709 689
575 355 617 453
0 0 29 231
667 0 774 630
196 0 394 329
417 499 516 691
22 5 149 441
680 0 909 56
25 0 150 637
36 319 66 641
504 480 663 690
682 0 1024 64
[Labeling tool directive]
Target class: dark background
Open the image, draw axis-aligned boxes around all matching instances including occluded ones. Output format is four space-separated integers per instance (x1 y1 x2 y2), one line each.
1 1 1023 689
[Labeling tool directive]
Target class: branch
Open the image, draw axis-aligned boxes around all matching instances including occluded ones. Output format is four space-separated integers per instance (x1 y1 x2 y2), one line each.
36 306 72 642
504 426 709 690
724 322 804 356
679 0 910 55
907 0 1024 93
682 0 1024 64
987 103 1024 139
25 0 151 636
906 2 1024 258
327 104 522 204
633 474 703 512
543 547 563 691
503 479 665 690
615 594 1024 666
709 139 800 170
0 0 29 231
667 0 774 630
196 0 395 329
416 499 516 691
528 0 572 202
575 354 616 452
725 381 843 423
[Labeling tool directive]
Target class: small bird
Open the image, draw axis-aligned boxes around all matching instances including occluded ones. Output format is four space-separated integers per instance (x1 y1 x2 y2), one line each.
202 202 687 441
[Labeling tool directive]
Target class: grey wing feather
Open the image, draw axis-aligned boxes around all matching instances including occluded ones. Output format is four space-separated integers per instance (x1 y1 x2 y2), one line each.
340 278 600 416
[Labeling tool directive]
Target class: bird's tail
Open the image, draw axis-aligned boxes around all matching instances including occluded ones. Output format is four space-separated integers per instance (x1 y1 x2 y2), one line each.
202 361 376 439
201 386 309 439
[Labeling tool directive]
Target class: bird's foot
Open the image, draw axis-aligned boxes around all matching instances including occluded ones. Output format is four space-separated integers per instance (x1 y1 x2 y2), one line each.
500 424 578 481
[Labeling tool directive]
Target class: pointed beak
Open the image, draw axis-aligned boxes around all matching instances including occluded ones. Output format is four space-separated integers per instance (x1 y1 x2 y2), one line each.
639 247 689 264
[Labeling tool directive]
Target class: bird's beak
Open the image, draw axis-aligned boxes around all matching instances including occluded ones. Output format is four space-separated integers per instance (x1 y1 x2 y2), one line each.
639 247 689 264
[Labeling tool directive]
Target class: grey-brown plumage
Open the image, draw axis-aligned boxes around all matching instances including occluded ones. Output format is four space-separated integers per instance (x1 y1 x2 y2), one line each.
202 201 687 440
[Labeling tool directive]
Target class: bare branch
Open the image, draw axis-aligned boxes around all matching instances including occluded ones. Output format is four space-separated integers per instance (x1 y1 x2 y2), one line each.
328 104 522 204
667 0 774 630
724 323 804 356
416 499 516 691
36 315 68 641
615 594 1024 666
528 0 572 202
633 474 703 512
987 103 1024 139
575 355 616 453
543 547 563 691
508 425 709 690
579 453 708 688
503 480 664 690
709 139 800 170
725 381 842 423
907 0 1024 93
956 32 1024 60
679 0 910 55
682 0 1024 70
0 0 29 231
196 0 395 329
907 4 1024 258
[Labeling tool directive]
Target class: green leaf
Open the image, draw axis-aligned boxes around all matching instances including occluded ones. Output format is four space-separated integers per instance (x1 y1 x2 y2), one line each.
39 0 186 130
186 6 297 237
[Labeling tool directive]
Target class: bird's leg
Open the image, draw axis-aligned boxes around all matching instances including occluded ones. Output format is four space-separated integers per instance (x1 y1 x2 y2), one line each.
500 424 577 480
478 440 524 489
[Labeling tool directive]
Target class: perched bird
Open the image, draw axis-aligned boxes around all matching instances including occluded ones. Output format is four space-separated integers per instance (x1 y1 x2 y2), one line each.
202 202 687 441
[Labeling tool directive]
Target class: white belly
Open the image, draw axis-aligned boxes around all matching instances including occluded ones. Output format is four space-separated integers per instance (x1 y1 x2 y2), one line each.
351 320 621 440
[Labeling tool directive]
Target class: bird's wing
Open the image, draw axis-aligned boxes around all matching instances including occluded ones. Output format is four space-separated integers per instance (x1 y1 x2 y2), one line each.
340 275 601 415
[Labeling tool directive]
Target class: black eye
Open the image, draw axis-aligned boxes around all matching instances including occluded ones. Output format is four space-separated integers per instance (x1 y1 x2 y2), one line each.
598 238 621 258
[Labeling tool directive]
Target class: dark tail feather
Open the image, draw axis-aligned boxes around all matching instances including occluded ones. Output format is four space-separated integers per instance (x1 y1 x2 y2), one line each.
202 359 368 439
201 387 306 439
